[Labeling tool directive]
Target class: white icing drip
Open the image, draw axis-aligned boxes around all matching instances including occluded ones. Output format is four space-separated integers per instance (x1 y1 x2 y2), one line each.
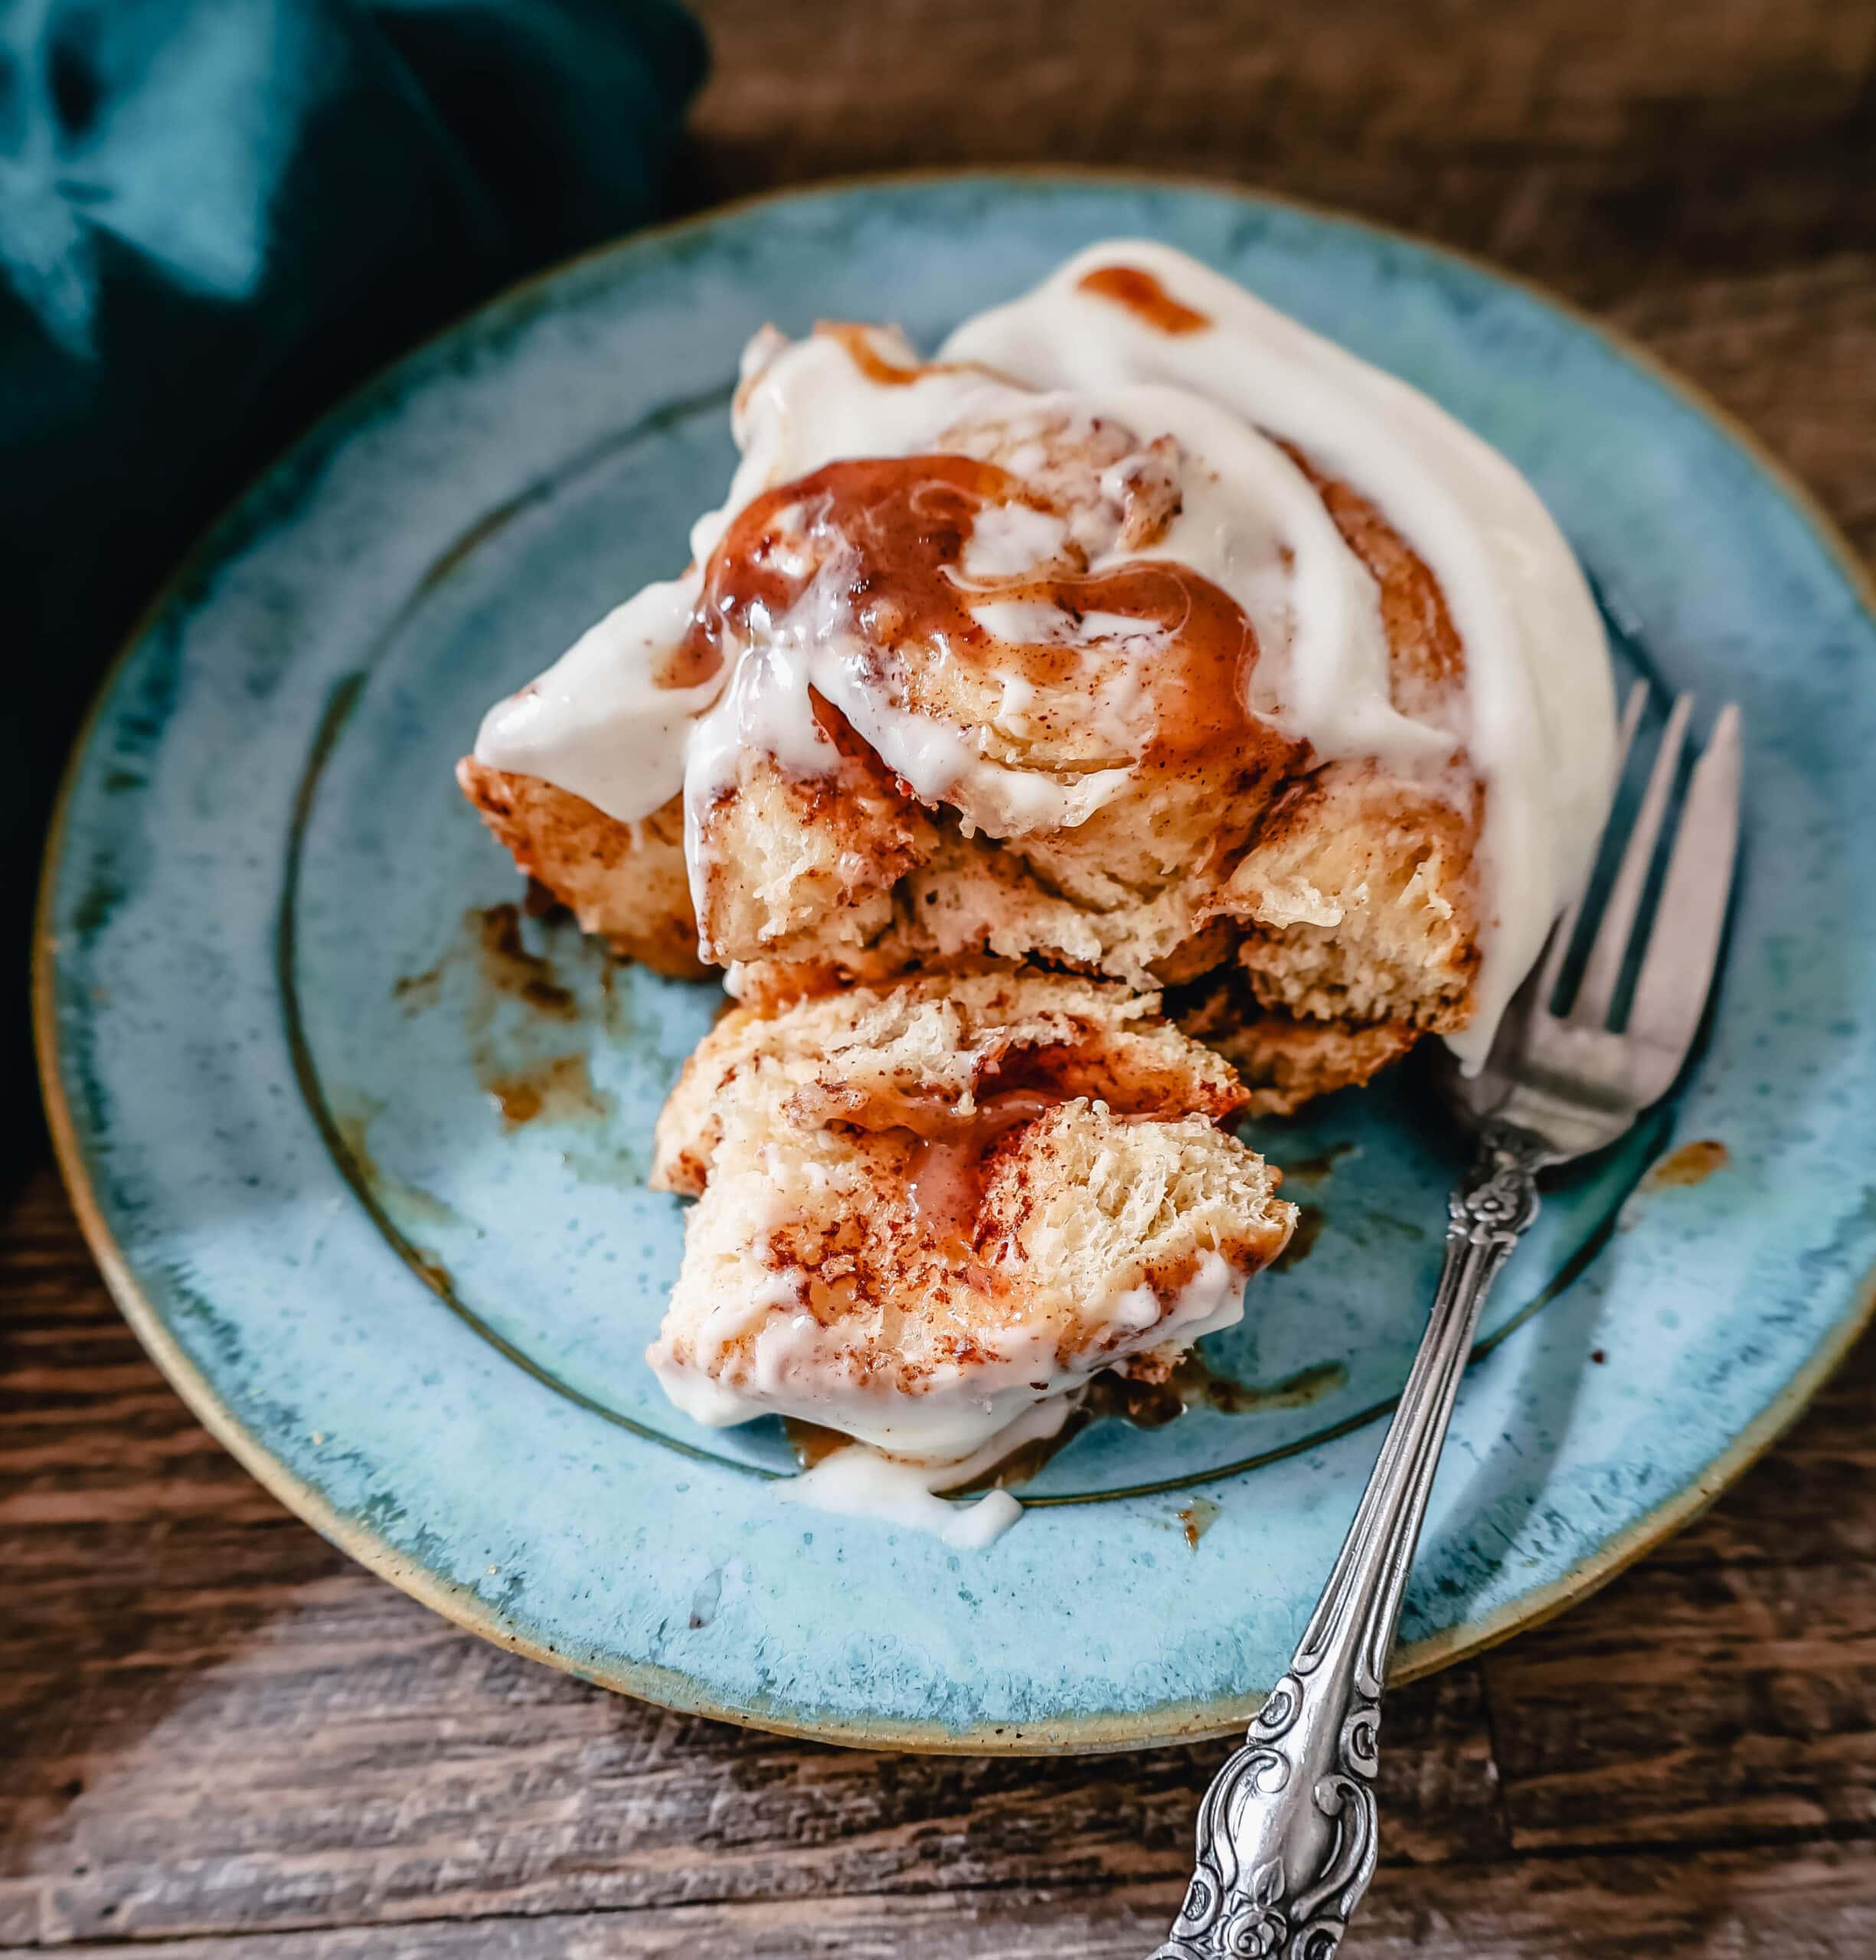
680 569 845 952
648 1250 1249 1463
475 241 1617 1063
776 1398 1072 1550
783 1457 1023 1550
769 1254 1245 1550
472 574 711 822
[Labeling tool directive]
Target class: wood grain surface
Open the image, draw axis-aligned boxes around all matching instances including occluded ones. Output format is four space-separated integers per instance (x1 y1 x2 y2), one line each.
8 2 1876 1952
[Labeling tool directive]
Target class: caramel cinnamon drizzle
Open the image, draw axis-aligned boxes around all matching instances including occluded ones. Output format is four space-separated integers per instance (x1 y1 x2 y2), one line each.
658 452 1280 783
824 1047 1240 1276
814 322 927 387
905 1090 1057 1266
1076 264 1212 335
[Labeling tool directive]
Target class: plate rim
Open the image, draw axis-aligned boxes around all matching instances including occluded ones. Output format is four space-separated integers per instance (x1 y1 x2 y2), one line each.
33 165 1876 1754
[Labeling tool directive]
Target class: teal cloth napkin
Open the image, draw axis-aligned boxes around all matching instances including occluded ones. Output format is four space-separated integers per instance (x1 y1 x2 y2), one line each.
5 0 706 1135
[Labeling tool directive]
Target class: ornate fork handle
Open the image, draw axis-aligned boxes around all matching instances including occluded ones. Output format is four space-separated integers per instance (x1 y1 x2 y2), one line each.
1152 1122 1549 1959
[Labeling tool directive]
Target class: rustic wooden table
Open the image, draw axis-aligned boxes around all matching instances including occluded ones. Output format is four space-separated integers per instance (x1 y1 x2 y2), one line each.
8 3 1876 1953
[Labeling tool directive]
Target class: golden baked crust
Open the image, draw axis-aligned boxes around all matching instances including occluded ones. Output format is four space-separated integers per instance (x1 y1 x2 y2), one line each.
456 759 705 980
1215 764 1478 1031
689 703 940 963
1165 761 1475 1111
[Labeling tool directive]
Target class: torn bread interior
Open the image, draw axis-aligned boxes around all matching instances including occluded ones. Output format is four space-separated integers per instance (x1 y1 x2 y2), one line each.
647 972 1296 1462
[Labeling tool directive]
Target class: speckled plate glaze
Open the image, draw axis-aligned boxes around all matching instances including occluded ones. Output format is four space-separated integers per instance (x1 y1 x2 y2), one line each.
37 175 1876 1752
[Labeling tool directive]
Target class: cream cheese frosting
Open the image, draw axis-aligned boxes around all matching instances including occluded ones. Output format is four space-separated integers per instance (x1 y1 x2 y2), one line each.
475 240 1617 1065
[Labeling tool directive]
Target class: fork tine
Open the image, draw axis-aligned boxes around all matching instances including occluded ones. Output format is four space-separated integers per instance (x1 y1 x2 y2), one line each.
1572 692 1695 1027
1627 704 1743 1065
1534 679 1650 1010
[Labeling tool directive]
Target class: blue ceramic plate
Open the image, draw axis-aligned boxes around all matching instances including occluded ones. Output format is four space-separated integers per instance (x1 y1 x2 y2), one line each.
37 175 1876 1751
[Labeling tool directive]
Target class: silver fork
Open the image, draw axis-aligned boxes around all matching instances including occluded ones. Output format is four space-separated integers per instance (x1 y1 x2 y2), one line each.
1152 683 1742 1959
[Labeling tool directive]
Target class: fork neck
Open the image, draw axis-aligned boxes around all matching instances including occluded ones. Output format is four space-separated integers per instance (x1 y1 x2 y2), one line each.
1451 1122 1551 1245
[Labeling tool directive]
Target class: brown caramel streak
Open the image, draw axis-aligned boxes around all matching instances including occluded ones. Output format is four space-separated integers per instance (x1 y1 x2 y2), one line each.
809 1047 1229 1274
680 453 1289 789
905 1091 1058 1268
671 454 1018 702
1077 264 1211 335
1277 439 1466 703
982 558 1276 774
654 630 724 692
815 321 930 386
